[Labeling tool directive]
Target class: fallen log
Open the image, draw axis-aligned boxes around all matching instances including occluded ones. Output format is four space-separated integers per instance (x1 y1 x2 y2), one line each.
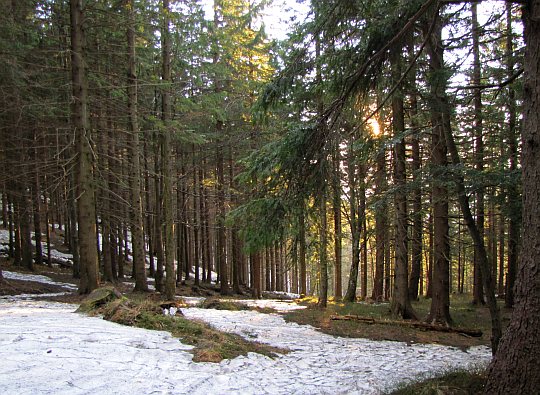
329 314 483 337
42 256 72 268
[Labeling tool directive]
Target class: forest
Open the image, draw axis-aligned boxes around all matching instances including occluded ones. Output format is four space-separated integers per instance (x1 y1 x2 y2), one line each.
0 0 539 393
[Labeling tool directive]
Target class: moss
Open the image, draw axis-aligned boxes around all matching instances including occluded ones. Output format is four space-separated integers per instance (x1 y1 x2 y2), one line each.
76 286 124 313
199 298 279 314
83 295 287 363
284 294 507 349
200 298 250 311
388 368 487 395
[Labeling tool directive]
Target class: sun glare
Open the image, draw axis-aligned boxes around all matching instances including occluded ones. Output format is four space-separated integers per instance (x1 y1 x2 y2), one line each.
368 118 381 136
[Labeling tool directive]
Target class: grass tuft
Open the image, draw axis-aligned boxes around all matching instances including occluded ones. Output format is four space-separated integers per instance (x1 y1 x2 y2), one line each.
285 294 509 349
200 298 250 311
86 295 287 362
388 368 487 395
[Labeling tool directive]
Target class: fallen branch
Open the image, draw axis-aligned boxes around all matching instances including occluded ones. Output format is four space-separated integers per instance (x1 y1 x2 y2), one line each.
42 256 72 268
329 314 483 337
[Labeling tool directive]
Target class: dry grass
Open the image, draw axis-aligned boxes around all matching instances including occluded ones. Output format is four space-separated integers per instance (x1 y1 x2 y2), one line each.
284 294 510 349
387 367 488 394
88 295 288 363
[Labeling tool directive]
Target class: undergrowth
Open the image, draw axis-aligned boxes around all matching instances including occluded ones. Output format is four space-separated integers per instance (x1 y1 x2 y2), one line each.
200 298 278 314
388 367 487 395
87 294 287 362
285 294 508 349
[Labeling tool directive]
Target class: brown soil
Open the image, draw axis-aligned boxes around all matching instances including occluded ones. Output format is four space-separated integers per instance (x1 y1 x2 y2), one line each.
284 298 512 350
0 278 67 296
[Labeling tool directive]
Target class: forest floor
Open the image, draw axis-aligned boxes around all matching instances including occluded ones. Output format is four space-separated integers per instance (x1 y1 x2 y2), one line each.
283 295 512 350
0 264 492 394
1 259 509 350
1 229 494 394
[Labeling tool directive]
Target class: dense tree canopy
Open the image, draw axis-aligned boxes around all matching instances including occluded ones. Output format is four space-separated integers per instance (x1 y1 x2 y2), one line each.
1 0 539 391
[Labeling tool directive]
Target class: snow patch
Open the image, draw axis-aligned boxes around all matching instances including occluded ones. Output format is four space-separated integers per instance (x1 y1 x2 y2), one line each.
2 271 77 291
0 298 491 394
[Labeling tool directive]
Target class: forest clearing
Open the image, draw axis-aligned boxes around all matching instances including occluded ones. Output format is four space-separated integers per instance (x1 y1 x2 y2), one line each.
1 0 539 393
1 251 491 394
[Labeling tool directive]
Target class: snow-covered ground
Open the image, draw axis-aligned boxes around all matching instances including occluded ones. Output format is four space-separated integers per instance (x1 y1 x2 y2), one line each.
0 271 492 394
233 298 307 312
2 270 77 291
0 229 74 266
0 270 77 302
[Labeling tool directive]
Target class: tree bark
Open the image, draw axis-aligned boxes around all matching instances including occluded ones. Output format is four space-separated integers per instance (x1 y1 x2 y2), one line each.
408 92 422 301
298 207 307 296
70 0 99 294
318 190 328 308
472 2 485 306
19 188 33 271
32 149 43 266
372 149 386 301
332 142 342 299
216 141 230 295
485 2 540 391
425 11 451 326
505 2 520 309
390 49 416 319
161 0 175 300
344 139 361 303
127 0 148 292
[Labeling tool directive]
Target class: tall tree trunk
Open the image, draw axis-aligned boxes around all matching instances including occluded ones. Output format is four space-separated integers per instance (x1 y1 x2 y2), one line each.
216 141 229 295
372 149 386 301
43 189 52 267
332 142 342 300
19 188 33 271
8 193 15 259
70 0 99 294
145 138 155 278
505 2 520 309
344 139 360 303
13 197 21 266
298 207 307 296
270 243 276 291
127 0 148 292
68 174 80 278
154 139 164 292
425 12 451 326
485 3 540 391
229 145 242 294
1 192 7 228
161 0 175 300
32 137 43 267
97 106 113 283
275 242 282 292
427 11 504 351
390 49 416 319
198 150 208 283
361 211 368 299
318 189 328 308
426 200 433 298
32 164 43 267
193 150 200 286
251 252 261 298
408 95 422 301
472 2 485 306
439 52 503 354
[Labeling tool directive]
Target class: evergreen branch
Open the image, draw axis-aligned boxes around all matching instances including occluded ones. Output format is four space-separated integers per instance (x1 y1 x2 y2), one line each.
450 68 523 90
349 7 439 137
321 0 440 127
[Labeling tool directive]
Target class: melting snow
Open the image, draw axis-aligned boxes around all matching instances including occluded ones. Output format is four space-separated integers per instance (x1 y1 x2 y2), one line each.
0 298 491 394
0 255 492 394
234 298 307 312
0 229 74 266
2 270 77 291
